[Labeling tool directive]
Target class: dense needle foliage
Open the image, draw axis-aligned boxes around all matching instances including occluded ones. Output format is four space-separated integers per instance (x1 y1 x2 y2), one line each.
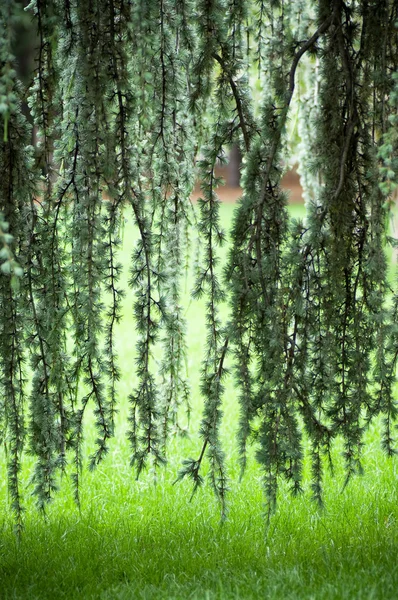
0 0 398 530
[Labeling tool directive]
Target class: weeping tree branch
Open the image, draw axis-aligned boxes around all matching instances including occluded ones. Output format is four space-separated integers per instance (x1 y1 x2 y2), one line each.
0 0 397 529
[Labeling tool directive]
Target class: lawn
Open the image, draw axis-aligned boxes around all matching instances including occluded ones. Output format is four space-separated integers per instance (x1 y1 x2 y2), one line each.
0 202 398 599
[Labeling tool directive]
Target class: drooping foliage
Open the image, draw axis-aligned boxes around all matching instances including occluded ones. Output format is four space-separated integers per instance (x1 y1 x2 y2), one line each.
1 0 398 530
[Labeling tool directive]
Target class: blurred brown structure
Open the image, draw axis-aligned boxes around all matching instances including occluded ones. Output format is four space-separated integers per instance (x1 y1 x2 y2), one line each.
191 144 303 204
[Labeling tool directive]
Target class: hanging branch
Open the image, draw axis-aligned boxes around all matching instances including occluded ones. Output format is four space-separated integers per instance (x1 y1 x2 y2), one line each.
127 0 194 474
176 120 230 513
103 0 131 434
175 0 256 514
294 0 398 494
26 0 74 510
0 0 36 533
225 1 335 515
370 4 398 455
153 0 195 449
55 1 115 499
0 0 398 530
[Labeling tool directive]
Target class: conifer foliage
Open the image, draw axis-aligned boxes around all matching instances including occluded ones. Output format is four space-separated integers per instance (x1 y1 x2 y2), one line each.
0 0 398 528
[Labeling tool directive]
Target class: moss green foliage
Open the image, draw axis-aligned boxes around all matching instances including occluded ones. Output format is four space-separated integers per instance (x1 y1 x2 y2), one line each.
0 0 398 531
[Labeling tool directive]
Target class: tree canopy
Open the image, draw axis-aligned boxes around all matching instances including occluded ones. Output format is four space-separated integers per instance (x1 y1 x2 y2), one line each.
1 0 398 531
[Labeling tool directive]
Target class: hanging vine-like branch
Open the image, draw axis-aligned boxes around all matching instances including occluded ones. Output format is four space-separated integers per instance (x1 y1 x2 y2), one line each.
0 0 397 529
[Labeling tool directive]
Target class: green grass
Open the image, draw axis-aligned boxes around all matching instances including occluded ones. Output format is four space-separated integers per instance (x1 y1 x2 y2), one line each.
1 202 398 599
